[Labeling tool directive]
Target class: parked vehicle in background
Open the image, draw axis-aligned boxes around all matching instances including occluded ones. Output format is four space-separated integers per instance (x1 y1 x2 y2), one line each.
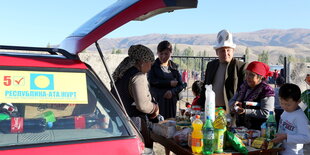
0 0 198 154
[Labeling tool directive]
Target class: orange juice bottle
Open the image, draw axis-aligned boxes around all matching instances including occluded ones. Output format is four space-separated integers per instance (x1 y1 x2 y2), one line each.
191 115 203 154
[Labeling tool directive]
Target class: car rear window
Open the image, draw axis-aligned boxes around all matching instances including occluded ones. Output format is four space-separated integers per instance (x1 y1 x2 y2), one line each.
0 67 131 147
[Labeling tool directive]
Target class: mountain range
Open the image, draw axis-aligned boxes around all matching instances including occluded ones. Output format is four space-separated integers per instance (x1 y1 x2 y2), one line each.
85 28 310 64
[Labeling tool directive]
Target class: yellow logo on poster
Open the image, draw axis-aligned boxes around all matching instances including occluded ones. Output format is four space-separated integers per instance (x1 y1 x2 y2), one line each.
0 70 88 104
35 76 50 88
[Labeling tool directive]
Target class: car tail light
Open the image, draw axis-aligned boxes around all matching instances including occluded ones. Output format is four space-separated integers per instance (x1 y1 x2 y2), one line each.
133 127 144 154
131 122 145 154
138 135 145 154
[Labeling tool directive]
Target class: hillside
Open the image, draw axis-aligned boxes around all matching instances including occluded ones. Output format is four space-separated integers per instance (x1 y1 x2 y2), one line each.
84 28 310 64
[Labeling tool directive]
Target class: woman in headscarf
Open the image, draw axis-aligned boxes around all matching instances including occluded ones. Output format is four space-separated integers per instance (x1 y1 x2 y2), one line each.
148 40 185 119
229 61 275 130
111 44 159 151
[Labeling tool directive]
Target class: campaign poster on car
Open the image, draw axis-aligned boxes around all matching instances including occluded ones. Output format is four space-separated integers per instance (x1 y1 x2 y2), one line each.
0 70 88 104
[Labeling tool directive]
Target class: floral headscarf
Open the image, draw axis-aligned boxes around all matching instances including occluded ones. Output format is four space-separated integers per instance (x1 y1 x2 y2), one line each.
112 44 154 81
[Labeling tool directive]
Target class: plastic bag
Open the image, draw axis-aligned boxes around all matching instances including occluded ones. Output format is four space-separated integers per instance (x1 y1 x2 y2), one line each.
173 127 191 146
205 85 215 122
226 131 248 155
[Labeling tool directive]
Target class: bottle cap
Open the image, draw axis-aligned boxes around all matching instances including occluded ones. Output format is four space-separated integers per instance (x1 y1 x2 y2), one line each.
47 122 53 128
195 115 200 119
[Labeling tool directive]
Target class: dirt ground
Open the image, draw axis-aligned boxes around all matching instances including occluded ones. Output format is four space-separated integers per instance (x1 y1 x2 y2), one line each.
154 142 168 155
154 142 310 155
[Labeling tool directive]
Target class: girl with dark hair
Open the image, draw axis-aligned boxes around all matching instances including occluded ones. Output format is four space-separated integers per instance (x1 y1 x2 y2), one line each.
191 80 204 106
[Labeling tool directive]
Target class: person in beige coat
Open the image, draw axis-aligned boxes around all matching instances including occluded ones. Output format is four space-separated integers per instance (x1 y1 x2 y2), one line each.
111 44 159 153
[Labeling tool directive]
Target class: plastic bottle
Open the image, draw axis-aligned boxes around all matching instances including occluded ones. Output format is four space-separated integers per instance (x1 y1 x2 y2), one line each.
52 115 105 129
0 117 46 133
203 116 214 155
190 105 201 122
184 104 192 121
0 113 10 121
213 110 227 129
205 85 215 122
191 115 203 154
266 111 277 140
261 122 267 138
213 110 226 153
225 113 232 129
39 111 56 128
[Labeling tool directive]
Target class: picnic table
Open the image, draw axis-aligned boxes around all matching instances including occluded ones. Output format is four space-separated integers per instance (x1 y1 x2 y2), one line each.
151 131 284 155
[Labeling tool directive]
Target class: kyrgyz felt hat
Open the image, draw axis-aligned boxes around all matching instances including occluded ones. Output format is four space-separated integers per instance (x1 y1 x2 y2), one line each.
214 29 236 50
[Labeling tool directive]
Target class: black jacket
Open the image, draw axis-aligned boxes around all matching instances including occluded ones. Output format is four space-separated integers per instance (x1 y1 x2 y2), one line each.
198 58 247 112
148 58 185 98
111 67 144 117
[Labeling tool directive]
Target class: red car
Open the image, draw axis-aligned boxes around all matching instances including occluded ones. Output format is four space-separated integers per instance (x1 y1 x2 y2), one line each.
0 0 197 154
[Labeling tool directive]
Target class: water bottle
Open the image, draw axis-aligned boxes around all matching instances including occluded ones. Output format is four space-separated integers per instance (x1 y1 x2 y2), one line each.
52 115 105 129
191 115 203 154
0 117 46 133
203 116 214 155
266 111 277 140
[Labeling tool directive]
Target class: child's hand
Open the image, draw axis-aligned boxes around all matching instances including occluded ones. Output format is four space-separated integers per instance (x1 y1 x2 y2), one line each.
271 133 287 143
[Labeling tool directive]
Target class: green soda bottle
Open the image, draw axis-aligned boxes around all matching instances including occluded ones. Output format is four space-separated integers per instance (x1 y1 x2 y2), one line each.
0 113 10 121
202 116 214 155
40 111 56 128
266 111 277 140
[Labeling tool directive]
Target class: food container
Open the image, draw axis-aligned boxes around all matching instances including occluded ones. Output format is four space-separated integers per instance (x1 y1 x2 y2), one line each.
152 120 176 138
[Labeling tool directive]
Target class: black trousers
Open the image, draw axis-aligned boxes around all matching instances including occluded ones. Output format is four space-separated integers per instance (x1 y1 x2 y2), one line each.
140 116 154 148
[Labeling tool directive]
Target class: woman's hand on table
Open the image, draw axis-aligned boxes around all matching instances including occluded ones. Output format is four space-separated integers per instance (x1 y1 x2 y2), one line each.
163 90 172 99
149 104 160 119
232 101 245 114
271 133 287 143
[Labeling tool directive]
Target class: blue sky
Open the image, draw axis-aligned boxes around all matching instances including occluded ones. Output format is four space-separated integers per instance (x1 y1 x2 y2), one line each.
0 0 309 47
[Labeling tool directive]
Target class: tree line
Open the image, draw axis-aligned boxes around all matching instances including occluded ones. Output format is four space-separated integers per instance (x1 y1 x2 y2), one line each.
109 45 310 70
